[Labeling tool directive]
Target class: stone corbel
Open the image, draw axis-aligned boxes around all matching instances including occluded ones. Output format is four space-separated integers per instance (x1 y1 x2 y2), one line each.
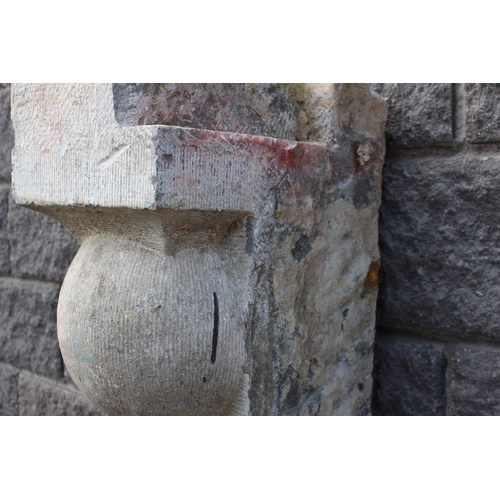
11 83 386 415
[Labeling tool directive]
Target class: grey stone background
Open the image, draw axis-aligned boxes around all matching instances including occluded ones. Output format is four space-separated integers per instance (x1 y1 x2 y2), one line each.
371 83 500 415
1 83 499 415
0 84 103 415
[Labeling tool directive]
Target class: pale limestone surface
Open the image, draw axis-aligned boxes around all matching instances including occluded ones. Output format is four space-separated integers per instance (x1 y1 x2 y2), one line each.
11 84 386 415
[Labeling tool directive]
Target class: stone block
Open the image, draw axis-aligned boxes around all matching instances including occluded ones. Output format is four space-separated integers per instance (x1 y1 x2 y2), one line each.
0 87 13 182
0 278 63 379
371 336 446 415
449 345 500 415
11 83 386 415
0 362 19 416
370 83 453 148
377 155 500 341
0 184 10 274
8 192 79 282
465 83 500 143
18 371 105 415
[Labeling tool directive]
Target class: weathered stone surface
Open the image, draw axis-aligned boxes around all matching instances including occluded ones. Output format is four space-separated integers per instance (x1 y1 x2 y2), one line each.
0 362 19 416
8 192 79 282
449 345 500 415
113 83 302 140
377 155 500 341
0 184 10 274
465 83 500 143
0 278 62 379
18 371 105 415
371 336 447 415
12 83 386 415
0 87 13 181
370 83 453 148
248 170 382 416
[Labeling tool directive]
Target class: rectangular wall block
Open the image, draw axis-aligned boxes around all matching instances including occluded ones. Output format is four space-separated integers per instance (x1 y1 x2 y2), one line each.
465 83 500 143
448 345 500 415
0 278 63 379
371 335 447 416
377 155 500 340
7 192 79 283
370 83 453 149
18 371 104 416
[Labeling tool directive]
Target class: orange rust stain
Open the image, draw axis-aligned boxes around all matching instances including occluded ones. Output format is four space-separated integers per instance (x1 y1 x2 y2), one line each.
364 262 380 290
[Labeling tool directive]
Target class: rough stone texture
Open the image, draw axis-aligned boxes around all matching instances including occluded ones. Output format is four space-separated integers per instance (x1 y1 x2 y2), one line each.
448 345 500 415
247 170 382 416
377 155 500 341
372 83 500 416
18 371 105 416
112 83 387 151
0 362 19 416
7 191 79 282
113 83 303 140
11 83 387 415
465 83 500 143
0 184 10 274
0 278 62 379
370 83 453 149
371 336 447 416
0 86 13 182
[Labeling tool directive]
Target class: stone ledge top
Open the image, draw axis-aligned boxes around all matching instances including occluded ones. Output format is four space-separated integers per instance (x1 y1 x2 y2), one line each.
12 84 333 213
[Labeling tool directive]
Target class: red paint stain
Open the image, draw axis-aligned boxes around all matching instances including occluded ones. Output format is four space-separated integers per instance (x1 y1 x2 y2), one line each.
183 130 320 172
161 127 328 199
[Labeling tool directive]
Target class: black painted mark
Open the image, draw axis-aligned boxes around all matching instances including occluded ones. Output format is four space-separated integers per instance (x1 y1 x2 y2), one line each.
211 292 219 364
203 377 207 383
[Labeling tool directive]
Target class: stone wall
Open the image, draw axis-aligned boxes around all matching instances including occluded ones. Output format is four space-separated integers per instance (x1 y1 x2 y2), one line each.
371 84 500 415
0 84 103 415
3 82 499 416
